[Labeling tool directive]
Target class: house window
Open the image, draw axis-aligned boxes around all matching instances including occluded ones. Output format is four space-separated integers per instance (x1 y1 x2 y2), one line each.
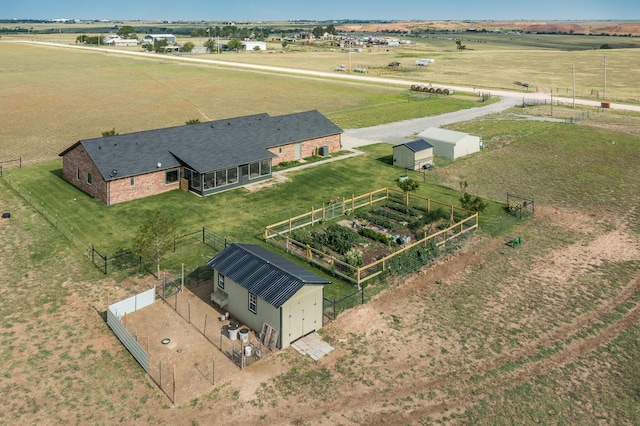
165 169 179 184
249 162 260 179
278 146 283 154
76 167 80 181
218 273 224 290
130 177 135 187
87 172 92 185
260 159 271 176
248 292 257 314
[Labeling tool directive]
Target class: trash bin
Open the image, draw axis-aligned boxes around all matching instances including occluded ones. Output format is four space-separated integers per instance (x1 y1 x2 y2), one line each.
239 328 249 343
228 320 239 340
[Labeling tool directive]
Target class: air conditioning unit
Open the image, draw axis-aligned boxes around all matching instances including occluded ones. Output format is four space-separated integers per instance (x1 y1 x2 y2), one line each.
319 145 329 157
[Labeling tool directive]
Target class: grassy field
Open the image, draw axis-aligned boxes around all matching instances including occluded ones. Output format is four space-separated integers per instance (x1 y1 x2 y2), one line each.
0 42 483 162
0 31 639 425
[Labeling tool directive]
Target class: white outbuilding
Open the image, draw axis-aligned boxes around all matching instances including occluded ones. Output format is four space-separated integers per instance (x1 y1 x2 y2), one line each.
241 41 267 51
418 127 482 160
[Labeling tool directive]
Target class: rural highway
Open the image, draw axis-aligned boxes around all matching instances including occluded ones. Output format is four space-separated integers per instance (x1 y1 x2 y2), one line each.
12 40 640 148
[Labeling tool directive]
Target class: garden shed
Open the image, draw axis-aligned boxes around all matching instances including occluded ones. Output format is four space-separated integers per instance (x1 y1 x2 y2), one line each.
418 127 481 160
207 243 330 349
392 139 434 170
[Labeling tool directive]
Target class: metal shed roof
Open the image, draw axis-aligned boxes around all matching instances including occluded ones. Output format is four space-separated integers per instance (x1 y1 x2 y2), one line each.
419 127 472 144
206 244 330 308
394 139 433 152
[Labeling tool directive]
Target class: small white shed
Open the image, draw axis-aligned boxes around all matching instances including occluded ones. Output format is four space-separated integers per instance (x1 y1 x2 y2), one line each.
393 139 434 170
418 127 481 160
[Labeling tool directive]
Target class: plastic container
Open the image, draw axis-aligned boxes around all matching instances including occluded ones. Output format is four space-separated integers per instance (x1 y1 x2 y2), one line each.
228 320 239 340
244 345 252 357
239 328 249 342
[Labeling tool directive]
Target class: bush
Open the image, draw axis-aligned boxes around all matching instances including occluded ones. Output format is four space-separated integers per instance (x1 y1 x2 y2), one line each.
359 228 398 246
344 247 363 267
386 203 423 217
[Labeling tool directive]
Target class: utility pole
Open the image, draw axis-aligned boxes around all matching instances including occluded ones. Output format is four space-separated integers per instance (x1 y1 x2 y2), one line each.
572 64 576 109
602 54 607 100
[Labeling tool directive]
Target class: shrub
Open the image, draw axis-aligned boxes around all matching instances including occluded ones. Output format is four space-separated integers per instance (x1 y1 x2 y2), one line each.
344 247 363 267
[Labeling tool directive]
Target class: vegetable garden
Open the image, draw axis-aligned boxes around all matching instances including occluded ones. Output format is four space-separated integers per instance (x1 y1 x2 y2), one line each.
264 187 478 287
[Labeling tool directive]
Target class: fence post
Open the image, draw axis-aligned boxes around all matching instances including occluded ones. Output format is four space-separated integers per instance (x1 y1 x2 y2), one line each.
103 253 107 274
202 227 206 243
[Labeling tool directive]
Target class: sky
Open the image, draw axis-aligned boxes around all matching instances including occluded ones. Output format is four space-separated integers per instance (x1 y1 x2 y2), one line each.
3 0 638 22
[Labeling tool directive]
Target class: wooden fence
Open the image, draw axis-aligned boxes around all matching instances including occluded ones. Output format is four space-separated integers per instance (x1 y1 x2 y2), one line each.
265 187 478 288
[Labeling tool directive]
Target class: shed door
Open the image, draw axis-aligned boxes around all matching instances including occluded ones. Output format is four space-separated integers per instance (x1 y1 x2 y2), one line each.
289 303 304 344
294 143 302 161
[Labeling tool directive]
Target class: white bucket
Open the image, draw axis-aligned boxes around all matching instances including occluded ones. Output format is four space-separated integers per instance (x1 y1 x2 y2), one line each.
244 345 252 357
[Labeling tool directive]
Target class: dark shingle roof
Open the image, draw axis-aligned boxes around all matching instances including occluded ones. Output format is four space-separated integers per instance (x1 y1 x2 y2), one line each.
60 111 342 181
394 139 433 152
206 243 330 308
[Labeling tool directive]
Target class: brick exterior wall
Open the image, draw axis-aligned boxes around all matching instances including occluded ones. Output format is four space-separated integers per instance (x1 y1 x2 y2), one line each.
268 134 341 166
61 145 109 204
61 145 180 205
109 170 180 205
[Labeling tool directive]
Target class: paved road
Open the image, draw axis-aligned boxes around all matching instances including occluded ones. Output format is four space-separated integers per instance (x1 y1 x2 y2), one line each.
342 96 522 148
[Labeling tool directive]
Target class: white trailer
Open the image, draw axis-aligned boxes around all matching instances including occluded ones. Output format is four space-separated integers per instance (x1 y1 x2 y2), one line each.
416 58 435 66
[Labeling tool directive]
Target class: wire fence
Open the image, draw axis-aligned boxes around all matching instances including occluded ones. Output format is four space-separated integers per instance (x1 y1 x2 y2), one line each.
1 171 227 274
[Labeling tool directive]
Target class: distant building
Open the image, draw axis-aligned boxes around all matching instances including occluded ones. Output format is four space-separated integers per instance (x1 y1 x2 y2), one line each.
418 127 482 160
140 34 176 45
241 41 267 51
104 36 138 47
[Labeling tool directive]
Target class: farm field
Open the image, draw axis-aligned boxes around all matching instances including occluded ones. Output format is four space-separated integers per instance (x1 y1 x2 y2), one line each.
0 30 639 425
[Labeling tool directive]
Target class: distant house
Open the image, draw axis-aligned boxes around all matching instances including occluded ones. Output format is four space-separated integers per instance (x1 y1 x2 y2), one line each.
140 34 176 45
393 139 434 170
59 111 342 205
207 243 330 349
418 127 482 160
104 36 138 47
241 41 267 51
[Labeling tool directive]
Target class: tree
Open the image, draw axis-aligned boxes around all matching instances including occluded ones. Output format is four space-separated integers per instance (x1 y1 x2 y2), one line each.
132 211 177 278
203 38 218 51
455 39 466 50
326 24 337 35
154 38 169 53
226 39 243 52
180 41 195 53
101 128 118 137
396 177 420 194
185 118 200 125
459 181 487 213
312 26 324 38
117 25 137 39
281 41 289 49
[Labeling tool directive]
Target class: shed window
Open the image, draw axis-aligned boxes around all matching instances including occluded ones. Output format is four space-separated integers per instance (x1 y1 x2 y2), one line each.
130 177 135 187
165 169 179 184
87 173 92 185
248 292 257 314
218 273 224 290
278 147 283 154
76 167 80 181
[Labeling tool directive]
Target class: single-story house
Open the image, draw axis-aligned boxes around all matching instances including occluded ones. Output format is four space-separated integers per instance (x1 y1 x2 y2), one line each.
104 36 138 47
241 41 267 51
392 139 434 170
59 110 342 205
207 243 330 349
140 34 176 45
418 127 482 160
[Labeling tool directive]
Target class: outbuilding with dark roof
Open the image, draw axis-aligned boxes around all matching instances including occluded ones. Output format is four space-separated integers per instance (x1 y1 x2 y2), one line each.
59 110 342 205
207 243 330 349
392 138 434 170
